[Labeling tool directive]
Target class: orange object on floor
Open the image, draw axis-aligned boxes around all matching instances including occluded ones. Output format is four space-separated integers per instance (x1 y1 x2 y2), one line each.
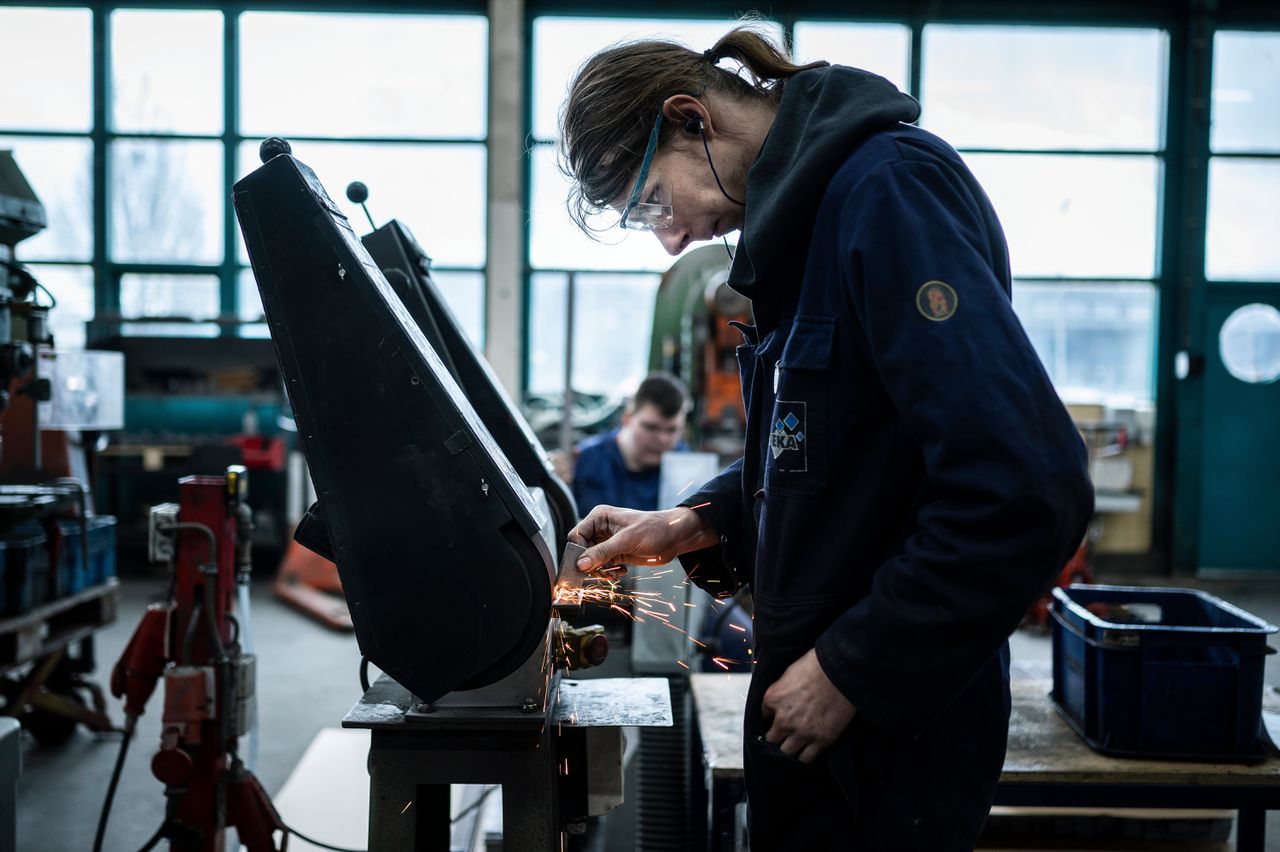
272 539 353 631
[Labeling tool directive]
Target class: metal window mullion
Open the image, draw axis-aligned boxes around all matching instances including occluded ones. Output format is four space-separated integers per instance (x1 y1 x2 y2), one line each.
221 5 240 336
91 1 114 344
908 13 924 101
1165 7 1216 575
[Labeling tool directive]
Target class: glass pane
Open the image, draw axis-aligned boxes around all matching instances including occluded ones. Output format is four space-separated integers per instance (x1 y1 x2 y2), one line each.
120 274 220 320
530 144 689 272
792 22 910 92
431 270 485 350
0 136 93 261
532 16 785 141
110 140 223 264
0 8 91 131
1212 32 1280 153
529 271 660 398
240 12 487 139
1013 281 1156 406
1207 159 1280 282
922 25 1166 151
29 264 93 350
238 269 263 322
240 141 486 268
112 10 223 134
964 154 1159 279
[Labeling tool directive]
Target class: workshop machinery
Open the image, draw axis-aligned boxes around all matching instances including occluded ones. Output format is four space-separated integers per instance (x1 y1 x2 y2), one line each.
99 467 283 852
234 139 671 850
0 150 123 747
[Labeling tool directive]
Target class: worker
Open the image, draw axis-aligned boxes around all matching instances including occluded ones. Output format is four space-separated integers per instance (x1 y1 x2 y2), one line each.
560 25 1094 850
569 372 690 515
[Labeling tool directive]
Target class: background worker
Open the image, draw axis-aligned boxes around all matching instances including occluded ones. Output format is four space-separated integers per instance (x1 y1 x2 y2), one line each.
559 25 1094 850
569 372 690 515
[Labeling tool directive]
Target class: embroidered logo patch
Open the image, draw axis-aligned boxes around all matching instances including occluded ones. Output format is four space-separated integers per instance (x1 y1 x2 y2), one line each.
916 280 958 322
769 402 807 471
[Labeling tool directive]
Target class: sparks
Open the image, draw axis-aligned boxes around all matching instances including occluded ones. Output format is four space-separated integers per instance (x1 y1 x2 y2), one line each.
676 479 696 496
676 660 690 669
729 624 746 632
401 801 413 815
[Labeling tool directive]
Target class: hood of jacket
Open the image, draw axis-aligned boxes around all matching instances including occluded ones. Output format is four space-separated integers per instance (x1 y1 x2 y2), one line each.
728 65 920 324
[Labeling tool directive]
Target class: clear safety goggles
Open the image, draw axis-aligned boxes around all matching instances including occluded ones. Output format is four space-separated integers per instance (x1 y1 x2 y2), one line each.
619 114 673 231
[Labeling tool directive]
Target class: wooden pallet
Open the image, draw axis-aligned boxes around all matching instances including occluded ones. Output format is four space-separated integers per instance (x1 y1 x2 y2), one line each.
0 579 119 672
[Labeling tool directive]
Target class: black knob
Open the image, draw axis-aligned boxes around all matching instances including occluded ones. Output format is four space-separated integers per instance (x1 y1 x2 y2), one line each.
259 137 292 163
346 181 369 204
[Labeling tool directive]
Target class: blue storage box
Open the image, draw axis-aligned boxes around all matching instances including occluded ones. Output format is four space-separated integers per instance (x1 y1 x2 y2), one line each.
55 516 117 595
87 516 117 585
1051 584 1278 763
1 524 49 615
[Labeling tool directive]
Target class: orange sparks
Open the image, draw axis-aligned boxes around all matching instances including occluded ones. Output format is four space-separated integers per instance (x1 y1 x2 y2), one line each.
687 501 711 511
729 624 746 633
401 801 413 815
676 660 690 669
712 657 733 670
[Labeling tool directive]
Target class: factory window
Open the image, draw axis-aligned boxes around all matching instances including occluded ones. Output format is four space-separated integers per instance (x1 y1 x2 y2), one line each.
112 10 223 135
237 11 488 346
529 16 783 409
1206 31 1280 283
0 7 94 348
921 24 1167 407
791 22 910 91
3 7 488 346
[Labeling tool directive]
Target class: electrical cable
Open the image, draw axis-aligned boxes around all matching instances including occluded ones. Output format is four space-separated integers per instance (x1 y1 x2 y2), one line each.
359 656 371 693
700 130 744 206
451 785 499 824
91 716 135 852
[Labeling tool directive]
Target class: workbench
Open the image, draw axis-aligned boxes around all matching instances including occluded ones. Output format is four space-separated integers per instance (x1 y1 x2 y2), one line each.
690 674 1280 852
343 673 672 852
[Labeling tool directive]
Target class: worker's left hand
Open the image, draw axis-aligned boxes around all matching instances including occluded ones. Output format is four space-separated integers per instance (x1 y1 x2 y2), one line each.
761 648 856 764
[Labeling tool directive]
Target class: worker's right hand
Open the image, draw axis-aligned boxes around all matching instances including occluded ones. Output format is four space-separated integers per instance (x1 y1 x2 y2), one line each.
569 505 718 572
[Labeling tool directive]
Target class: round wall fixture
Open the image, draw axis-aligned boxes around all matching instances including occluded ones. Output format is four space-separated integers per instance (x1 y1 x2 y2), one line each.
1219 303 1280 384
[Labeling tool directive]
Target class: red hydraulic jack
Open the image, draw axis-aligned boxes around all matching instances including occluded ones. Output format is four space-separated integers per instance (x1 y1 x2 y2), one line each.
100 467 285 852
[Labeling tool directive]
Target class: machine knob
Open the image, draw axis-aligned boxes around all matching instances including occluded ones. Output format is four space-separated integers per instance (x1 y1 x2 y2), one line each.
259 137 292 164
345 181 369 204
583 633 609 667
151 744 194 786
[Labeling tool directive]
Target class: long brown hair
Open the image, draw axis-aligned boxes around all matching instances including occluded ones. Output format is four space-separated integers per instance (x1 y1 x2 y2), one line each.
558 24 826 235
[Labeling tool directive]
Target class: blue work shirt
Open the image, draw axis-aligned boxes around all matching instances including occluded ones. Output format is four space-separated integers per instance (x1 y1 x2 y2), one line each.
572 428 662 514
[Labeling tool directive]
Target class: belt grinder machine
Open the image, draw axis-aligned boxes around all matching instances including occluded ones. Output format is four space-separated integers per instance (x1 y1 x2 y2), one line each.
233 140 670 851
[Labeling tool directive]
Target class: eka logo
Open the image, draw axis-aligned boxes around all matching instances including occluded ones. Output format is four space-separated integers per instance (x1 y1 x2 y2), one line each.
769 403 807 471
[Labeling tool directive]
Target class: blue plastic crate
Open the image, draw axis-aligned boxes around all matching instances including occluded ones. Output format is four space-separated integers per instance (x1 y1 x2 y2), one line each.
1051 584 1278 763
55 516 117 595
87 516 117 585
1 524 49 615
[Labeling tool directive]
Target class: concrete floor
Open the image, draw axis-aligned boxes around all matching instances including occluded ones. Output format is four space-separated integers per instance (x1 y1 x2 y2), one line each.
13 570 1280 851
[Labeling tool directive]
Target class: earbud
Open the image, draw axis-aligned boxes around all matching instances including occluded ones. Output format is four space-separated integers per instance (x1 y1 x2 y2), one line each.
682 113 705 135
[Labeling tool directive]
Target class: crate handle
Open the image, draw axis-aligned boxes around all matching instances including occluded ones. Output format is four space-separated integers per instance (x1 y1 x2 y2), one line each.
1049 605 1141 652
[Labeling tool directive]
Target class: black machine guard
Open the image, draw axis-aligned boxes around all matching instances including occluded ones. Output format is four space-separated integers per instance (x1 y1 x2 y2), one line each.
233 153 554 701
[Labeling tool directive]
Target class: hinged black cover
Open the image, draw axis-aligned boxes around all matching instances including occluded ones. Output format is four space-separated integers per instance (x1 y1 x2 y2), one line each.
234 154 553 701
362 220 578 543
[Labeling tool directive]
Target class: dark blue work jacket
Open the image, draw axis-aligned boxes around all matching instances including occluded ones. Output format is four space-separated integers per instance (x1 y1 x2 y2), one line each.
682 123 1094 848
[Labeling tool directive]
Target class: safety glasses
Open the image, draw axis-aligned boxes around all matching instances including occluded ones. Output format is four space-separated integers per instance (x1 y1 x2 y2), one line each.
619 114 673 231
